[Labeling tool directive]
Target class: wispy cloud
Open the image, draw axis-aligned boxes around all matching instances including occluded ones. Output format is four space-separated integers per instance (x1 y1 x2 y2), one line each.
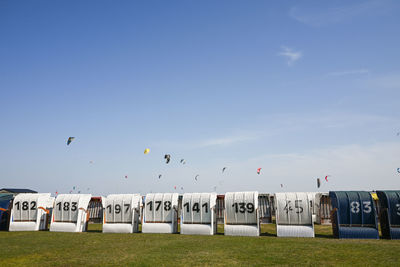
370 72 400 89
152 131 263 151
326 69 370 77
166 135 400 194
300 112 398 129
198 132 260 148
278 46 302 66
228 141 400 192
289 0 393 27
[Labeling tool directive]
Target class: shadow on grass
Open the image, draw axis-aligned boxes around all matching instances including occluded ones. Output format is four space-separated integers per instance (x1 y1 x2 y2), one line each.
260 232 276 237
315 233 334 239
87 229 102 233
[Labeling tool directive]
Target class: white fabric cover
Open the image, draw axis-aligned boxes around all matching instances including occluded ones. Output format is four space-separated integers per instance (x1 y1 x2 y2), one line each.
9 193 53 231
142 193 178 234
50 194 92 232
102 194 141 233
306 192 318 223
180 193 217 235
224 191 260 236
275 192 315 237
224 224 260 236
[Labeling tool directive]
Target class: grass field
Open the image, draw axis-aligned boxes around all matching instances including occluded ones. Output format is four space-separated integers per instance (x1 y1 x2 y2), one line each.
1 224 399 266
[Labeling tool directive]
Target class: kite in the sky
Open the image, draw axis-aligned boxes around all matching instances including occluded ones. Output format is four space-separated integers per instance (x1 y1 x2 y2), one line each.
89 161 94 164
195 175 199 181
317 178 321 188
164 154 171 164
257 168 262 175
174 186 177 190
325 175 330 182
397 168 400 174
180 159 186 164
158 174 162 179
73 186 76 190
125 175 128 179
280 184 283 188
222 167 227 173
181 187 184 190
144 148 150 154
67 137 75 146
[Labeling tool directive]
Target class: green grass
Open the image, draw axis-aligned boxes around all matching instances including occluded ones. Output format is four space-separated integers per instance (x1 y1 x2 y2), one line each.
1 224 399 266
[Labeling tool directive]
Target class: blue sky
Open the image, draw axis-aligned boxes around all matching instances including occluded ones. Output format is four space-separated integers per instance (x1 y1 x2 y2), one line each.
1 0 400 196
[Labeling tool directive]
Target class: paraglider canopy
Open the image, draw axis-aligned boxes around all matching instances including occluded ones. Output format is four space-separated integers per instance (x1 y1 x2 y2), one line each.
397 168 400 174
222 167 227 173
195 175 199 181
164 154 171 164
144 148 150 154
257 168 262 175
67 137 75 145
180 159 185 164
158 174 162 179
317 178 321 188
325 175 330 182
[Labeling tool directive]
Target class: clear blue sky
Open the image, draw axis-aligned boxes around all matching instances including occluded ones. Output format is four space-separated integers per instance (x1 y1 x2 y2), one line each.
1 0 400 196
